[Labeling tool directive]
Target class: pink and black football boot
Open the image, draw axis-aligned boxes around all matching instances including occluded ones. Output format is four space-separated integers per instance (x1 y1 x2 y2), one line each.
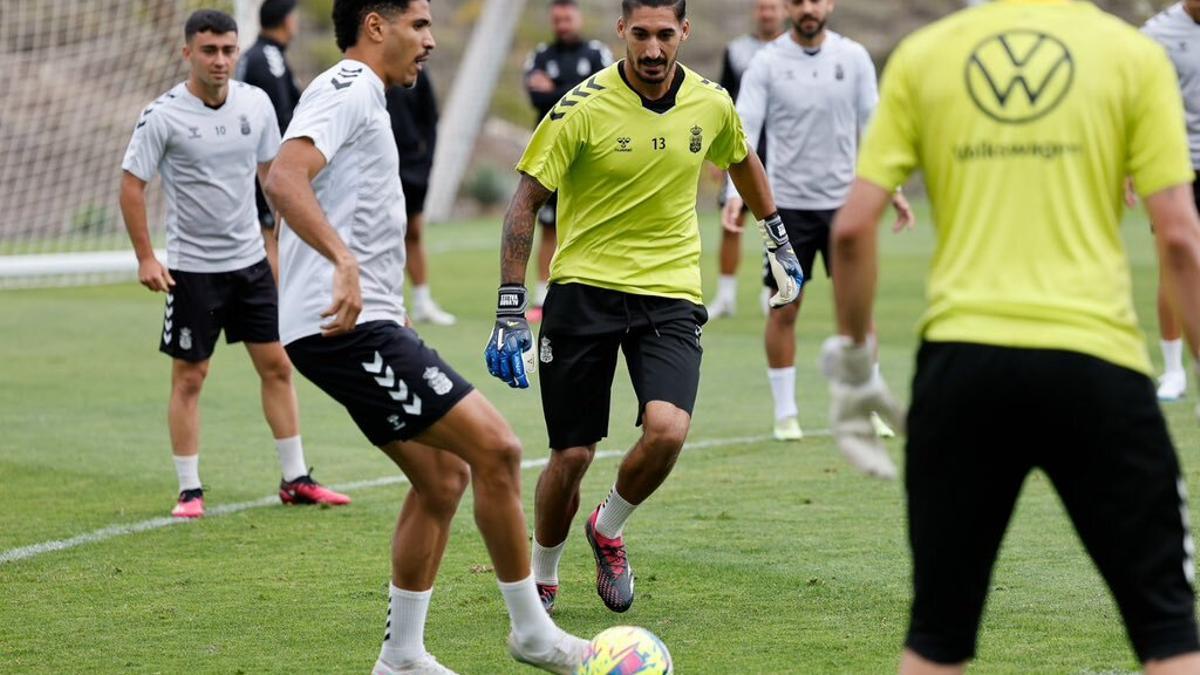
279 470 351 506
171 488 205 519
584 507 634 613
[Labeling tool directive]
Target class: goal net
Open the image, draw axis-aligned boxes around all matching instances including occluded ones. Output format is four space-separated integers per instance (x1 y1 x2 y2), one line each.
0 1 237 288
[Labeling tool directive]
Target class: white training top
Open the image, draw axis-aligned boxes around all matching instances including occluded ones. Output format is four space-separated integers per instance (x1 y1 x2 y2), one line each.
277 59 408 345
728 31 878 210
122 81 280 273
1143 2 1200 169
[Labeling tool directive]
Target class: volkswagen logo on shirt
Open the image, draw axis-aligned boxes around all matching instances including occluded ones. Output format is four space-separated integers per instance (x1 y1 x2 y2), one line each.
965 30 1074 124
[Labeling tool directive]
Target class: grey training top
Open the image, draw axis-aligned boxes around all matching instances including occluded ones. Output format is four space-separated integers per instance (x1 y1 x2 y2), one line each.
1143 2 1200 168
729 32 878 210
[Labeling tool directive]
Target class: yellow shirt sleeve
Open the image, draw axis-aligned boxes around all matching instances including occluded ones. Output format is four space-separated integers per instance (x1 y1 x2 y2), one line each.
1128 42 1195 198
515 107 587 192
705 93 749 170
857 42 919 192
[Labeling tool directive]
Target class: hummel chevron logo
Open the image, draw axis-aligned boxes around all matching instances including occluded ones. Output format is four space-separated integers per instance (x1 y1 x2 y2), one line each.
331 78 352 90
360 352 423 415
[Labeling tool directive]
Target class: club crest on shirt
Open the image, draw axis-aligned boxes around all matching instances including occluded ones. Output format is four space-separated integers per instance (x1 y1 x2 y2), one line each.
180 327 193 351
690 126 703 154
423 367 453 396
540 336 554 364
835 63 845 81
240 114 251 136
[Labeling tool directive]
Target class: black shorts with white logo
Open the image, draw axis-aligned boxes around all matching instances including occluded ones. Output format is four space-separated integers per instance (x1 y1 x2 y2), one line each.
159 259 279 363
286 321 474 447
905 342 1198 664
538 283 707 450
762 208 836 289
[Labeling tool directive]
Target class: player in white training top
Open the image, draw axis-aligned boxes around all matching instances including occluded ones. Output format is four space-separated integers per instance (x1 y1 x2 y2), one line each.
725 0 913 442
1142 1 1200 402
263 2 593 672
119 9 349 520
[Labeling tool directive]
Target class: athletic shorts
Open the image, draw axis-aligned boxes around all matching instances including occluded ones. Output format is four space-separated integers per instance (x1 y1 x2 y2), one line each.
905 341 1198 664
401 180 428 219
160 258 278 362
537 192 559 229
286 321 474 447
538 283 707 450
762 208 836 289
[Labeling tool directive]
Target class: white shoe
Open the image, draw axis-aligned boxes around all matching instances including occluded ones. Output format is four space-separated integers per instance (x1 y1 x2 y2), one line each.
707 294 736 319
871 412 897 439
373 652 457 675
410 299 457 326
508 629 589 675
773 416 803 441
1158 370 1187 401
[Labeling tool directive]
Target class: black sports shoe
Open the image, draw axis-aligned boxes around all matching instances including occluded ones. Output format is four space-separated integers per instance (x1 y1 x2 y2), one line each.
584 506 634 612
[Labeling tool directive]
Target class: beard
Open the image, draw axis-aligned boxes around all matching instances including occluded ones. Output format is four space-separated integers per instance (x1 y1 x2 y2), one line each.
796 15 826 40
632 56 671 84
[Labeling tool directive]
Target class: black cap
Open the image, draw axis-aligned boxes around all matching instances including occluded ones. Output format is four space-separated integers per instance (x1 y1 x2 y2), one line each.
260 0 297 29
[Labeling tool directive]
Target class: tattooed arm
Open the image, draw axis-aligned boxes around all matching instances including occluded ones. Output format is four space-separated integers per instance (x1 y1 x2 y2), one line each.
500 172 554 285
485 172 554 389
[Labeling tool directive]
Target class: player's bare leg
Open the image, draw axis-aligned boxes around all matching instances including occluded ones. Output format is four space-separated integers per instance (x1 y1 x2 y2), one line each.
898 650 964 675
530 224 557 322
710 210 746 318
765 296 803 440
245 341 349 506
1158 267 1188 401
412 390 587 671
584 402 690 613
532 444 597 611
406 213 456 326
373 440 470 672
168 358 208 517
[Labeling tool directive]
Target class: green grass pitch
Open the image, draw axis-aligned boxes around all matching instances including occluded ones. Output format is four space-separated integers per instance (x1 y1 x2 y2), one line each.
0 202 1194 673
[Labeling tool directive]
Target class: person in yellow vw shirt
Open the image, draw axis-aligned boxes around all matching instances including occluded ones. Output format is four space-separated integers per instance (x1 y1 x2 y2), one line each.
486 0 803 616
821 1 1200 672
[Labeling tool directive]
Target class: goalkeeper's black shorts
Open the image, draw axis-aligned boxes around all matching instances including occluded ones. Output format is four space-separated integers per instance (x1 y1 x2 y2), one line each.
537 282 708 450
905 341 1198 665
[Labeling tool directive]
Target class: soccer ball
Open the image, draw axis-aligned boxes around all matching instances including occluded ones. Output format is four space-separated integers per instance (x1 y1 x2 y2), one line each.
575 626 673 675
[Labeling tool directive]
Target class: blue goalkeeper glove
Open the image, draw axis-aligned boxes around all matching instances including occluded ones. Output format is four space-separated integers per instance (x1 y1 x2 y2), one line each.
759 213 805 307
485 285 536 389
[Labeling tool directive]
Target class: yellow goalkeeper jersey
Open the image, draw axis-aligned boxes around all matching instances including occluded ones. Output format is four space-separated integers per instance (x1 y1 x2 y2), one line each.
516 61 749 305
857 0 1194 375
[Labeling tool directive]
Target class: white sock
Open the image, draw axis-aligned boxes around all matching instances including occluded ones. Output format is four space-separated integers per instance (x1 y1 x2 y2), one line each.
379 584 432 666
173 455 201 492
413 284 432 307
498 575 557 644
535 281 550 307
1163 338 1185 375
275 436 308 482
767 367 798 422
717 274 737 302
595 486 637 539
532 539 567 586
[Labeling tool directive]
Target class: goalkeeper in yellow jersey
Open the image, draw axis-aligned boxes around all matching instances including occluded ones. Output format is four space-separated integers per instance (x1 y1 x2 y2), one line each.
485 0 802 615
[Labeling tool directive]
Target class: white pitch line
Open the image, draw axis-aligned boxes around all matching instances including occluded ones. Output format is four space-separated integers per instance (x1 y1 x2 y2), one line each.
0 432 829 566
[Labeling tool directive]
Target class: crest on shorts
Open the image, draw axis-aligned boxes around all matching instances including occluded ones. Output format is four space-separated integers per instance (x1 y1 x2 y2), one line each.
689 126 703 154
240 114 251 136
423 367 453 396
835 63 845 81
387 414 406 431
540 336 553 364
180 327 193 351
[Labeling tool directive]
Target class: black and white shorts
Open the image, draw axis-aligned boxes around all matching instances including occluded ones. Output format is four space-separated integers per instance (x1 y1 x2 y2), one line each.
401 180 428 219
538 283 707 450
286 321 474 447
905 341 1198 664
160 259 279 363
762 208 837 288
